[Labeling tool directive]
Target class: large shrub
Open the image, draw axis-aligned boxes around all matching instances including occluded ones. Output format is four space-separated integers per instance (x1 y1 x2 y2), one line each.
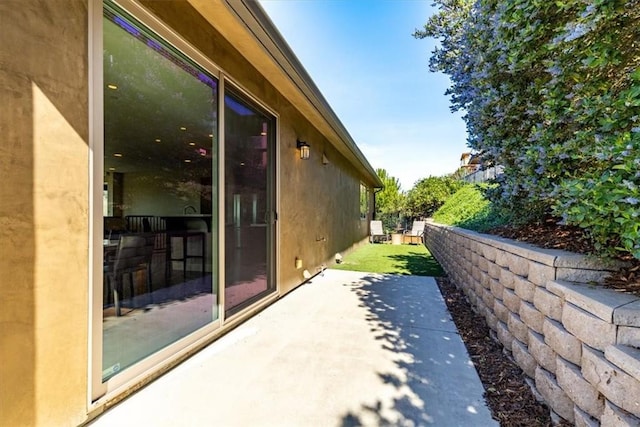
415 0 640 258
404 176 463 219
432 184 506 231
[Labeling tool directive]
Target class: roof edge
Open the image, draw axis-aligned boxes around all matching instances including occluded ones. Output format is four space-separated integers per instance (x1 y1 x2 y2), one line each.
223 0 383 188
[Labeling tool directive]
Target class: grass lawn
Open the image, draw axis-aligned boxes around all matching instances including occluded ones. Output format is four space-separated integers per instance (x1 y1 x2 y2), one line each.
332 243 444 276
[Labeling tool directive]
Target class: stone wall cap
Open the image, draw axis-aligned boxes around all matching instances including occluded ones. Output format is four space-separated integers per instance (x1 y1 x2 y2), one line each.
614 300 640 327
550 280 639 322
426 222 628 271
605 345 640 382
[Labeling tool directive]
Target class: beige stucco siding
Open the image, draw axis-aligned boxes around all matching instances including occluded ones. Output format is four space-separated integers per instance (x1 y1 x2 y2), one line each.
0 1 90 426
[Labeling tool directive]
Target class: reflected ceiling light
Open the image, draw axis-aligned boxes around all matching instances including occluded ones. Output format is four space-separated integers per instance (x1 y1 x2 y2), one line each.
108 167 116 171
260 131 267 136
113 153 123 157
296 139 310 160
107 84 118 90
208 133 213 138
188 142 196 146
180 126 187 131
184 159 191 163
155 138 161 143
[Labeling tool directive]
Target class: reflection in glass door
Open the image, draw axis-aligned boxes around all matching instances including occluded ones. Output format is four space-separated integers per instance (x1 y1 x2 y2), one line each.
224 90 276 316
102 2 218 381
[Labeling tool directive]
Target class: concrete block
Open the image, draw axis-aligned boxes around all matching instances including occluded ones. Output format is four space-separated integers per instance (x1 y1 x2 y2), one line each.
478 256 489 273
544 318 582 366
529 330 557 373
574 406 600 427
547 280 567 297
554 253 625 270
520 301 544 334
552 280 639 322
471 252 479 267
534 286 563 322
615 300 640 327
514 275 536 303
563 303 617 351
556 357 604 419
482 245 497 262
503 288 522 314
485 310 498 332
495 249 509 268
618 326 640 348
497 320 513 351
473 281 483 296
488 262 501 280
508 312 529 345
605 345 640 382
512 339 536 378
528 261 556 286
601 400 640 427
494 299 509 324
482 288 495 310
556 267 612 283
500 268 516 290
489 278 503 300
480 271 491 289
472 266 481 283
507 253 530 277
473 281 484 298
582 346 640 417
535 366 575 423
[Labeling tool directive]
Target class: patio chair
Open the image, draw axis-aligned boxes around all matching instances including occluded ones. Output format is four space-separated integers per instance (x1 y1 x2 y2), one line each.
403 221 425 244
369 220 388 243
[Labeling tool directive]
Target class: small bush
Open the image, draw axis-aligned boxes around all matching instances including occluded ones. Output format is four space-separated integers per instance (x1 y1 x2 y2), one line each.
432 184 507 232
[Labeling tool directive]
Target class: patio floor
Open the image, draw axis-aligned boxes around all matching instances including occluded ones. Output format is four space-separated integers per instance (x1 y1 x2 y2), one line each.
89 269 497 426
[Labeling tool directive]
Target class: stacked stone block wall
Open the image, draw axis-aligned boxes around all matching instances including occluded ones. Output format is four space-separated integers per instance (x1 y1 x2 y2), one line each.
424 222 640 426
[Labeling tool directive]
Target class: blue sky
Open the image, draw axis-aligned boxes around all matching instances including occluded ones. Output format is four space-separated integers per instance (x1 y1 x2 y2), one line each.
258 0 468 190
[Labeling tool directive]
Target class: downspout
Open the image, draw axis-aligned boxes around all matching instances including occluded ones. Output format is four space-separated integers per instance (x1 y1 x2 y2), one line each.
373 187 383 220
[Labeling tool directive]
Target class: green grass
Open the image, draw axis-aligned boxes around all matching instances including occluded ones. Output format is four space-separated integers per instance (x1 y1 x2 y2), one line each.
332 243 443 276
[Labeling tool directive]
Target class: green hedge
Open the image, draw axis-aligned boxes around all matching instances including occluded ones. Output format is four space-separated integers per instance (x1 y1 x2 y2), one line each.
432 184 507 232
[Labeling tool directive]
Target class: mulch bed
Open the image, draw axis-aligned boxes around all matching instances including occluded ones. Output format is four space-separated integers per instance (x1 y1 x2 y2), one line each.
435 275 565 426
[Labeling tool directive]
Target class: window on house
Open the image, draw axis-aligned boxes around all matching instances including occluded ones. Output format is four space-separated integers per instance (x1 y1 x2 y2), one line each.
360 183 369 220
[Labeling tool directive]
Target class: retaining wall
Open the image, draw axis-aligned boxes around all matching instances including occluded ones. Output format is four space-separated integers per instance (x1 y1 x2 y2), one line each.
424 222 640 426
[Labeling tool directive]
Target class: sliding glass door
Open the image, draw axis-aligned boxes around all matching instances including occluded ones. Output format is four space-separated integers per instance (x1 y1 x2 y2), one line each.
102 2 218 381
224 89 276 316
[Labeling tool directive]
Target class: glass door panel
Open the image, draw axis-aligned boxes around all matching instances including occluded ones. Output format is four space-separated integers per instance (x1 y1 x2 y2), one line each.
224 90 276 316
102 2 218 381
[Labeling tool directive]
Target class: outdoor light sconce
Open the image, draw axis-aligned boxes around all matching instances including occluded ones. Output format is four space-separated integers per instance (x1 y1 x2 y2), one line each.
296 139 310 160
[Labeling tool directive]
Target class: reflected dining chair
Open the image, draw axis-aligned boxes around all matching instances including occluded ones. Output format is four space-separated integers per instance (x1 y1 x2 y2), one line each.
104 234 155 316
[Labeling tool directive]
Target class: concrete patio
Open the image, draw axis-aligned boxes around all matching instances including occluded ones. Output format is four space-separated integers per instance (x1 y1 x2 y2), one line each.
89 269 497 426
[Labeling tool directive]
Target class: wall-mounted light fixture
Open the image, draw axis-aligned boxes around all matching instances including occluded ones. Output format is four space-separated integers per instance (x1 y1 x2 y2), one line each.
296 139 310 160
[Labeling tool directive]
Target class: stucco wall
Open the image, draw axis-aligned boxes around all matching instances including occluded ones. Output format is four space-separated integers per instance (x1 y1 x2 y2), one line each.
0 1 90 425
0 1 373 425
425 222 640 425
